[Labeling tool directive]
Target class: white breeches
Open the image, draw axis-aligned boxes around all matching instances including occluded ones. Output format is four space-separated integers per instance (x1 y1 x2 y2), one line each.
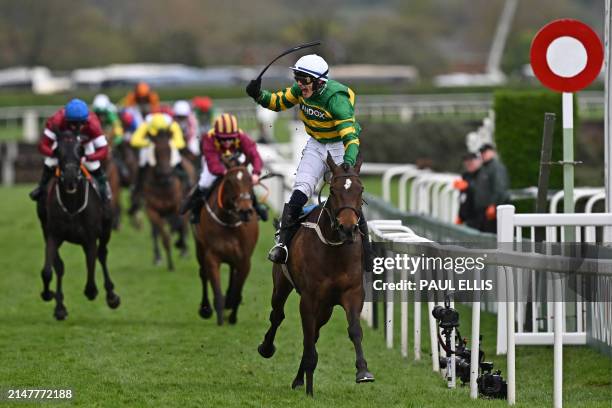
138 145 181 168
293 138 344 199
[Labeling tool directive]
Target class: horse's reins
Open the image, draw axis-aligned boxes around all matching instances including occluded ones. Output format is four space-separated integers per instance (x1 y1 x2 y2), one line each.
54 164 92 216
206 167 255 228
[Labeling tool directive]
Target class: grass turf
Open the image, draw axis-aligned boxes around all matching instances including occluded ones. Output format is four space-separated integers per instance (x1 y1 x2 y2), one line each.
0 185 610 407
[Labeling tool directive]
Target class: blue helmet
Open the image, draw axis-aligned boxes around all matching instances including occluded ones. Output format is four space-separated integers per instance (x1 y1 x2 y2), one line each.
65 98 89 122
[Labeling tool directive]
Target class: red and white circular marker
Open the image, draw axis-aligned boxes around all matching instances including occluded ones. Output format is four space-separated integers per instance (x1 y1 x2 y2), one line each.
530 19 604 92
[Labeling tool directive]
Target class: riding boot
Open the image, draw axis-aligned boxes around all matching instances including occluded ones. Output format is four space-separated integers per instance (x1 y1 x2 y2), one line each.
268 203 302 264
29 165 54 201
358 213 374 274
252 192 269 222
91 168 111 203
180 186 209 224
128 166 147 215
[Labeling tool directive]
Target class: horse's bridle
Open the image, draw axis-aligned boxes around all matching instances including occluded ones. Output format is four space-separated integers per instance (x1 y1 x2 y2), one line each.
319 173 363 233
214 167 253 221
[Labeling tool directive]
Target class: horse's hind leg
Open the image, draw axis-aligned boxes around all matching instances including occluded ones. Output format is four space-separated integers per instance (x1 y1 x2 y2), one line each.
342 289 374 383
82 241 99 301
97 237 120 309
196 244 212 319
258 264 293 358
299 296 319 397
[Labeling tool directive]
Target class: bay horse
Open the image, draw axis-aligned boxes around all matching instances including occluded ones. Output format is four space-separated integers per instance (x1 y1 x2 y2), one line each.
37 130 120 320
193 165 259 325
105 140 139 231
143 130 193 270
258 153 374 396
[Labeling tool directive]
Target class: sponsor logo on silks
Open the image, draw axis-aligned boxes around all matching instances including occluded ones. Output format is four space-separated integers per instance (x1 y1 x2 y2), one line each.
301 104 327 119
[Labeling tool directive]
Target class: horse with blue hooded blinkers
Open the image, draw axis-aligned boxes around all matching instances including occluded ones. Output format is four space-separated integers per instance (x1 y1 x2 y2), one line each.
37 130 120 320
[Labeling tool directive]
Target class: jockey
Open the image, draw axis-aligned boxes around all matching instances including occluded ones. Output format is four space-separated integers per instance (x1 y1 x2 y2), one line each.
29 98 111 202
173 100 200 156
118 107 142 141
179 113 268 224
128 113 189 214
92 94 124 146
191 96 215 134
121 81 161 117
246 54 372 268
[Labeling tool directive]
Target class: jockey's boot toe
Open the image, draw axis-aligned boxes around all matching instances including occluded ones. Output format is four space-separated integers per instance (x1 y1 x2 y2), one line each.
268 243 288 264
29 187 43 201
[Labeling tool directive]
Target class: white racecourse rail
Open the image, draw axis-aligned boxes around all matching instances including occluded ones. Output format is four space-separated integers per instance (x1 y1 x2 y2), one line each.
365 207 612 408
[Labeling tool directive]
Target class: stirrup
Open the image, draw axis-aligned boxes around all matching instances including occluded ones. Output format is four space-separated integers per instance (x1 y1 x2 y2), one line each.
268 243 288 264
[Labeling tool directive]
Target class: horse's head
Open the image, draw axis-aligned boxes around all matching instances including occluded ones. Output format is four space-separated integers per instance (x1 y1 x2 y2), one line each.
151 129 173 178
55 130 85 194
218 166 254 222
326 153 364 243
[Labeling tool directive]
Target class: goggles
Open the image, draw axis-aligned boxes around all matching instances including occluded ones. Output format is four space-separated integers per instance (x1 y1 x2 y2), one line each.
294 74 314 85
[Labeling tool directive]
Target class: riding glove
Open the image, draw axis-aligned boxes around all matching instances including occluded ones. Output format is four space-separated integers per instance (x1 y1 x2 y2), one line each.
246 79 262 100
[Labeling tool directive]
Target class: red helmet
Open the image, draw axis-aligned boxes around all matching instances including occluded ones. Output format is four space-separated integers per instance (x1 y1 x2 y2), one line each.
214 113 239 138
192 96 213 113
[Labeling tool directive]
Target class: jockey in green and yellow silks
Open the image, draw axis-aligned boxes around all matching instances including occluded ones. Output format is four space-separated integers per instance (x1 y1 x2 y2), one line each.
246 54 371 270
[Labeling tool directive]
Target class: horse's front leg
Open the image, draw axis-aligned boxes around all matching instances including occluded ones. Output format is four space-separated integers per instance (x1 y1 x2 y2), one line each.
196 243 212 319
204 255 223 325
342 288 375 383
259 264 293 359
46 237 67 321
147 208 163 266
97 237 120 309
40 238 55 302
226 259 252 325
82 240 98 301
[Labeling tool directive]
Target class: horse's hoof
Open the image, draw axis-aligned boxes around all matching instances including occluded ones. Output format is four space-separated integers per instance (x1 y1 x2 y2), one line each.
180 250 189 259
153 258 162 266
199 305 212 319
228 314 237 325
216 316 223 326
356 370 375 383
291 378 304 389
84 286 98 300
168 265 174 272
257 342 275 359
54 308 68 321
40 291 54 302
107 295 121 309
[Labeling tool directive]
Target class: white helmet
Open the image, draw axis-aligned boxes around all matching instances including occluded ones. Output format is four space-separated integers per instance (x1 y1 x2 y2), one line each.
92 94 111 111
291 54 329 81
173 100 192 117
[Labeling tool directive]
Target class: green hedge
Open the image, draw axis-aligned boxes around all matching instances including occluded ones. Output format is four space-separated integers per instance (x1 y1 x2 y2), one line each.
494 90 579 189
360 119 477 171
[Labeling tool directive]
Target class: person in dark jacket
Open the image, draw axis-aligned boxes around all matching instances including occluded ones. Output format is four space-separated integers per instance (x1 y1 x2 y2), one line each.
455 152 483 229
478 143 510 233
